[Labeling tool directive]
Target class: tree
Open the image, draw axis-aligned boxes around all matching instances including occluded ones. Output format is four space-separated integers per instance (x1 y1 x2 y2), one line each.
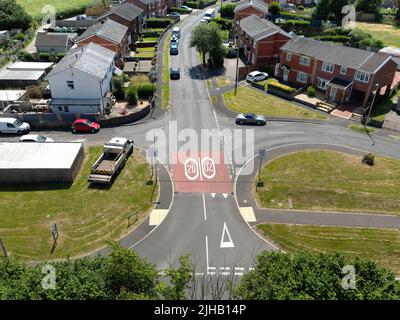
269 2 281 15
220 3 237 18
331 0 350 22
233 251 400 300
0 0 32 31
112 74 126 100
312 0 332 21
356 0 382 14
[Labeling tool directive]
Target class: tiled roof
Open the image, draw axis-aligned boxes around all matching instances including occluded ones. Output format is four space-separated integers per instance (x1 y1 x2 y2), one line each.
45 43 115 80
359 52 392 73
100 2 143 21
76 19 128 44
35 32 76 48
240 14 290 41
234 0 269 14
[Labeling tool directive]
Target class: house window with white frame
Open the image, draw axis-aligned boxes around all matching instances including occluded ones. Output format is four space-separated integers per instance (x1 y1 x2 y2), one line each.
317 78 328 90
67 81 74 90
322 62 334 73
355 70 370 83
340 66 347 75
296 72 308 83
299 56 311 66
286 52 292 62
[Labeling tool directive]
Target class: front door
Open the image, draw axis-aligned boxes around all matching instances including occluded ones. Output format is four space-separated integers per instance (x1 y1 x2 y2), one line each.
330 86 337 102
283 69 289 82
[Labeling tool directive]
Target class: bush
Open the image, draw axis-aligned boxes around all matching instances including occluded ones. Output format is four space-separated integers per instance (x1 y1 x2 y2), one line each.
220 3 237 18
133 83 155 99
113 75 126 100
213 17 233 30
125 86 138 105
168 7 192 14
145 18 172 28
56 52 65 62
317 35 351 43
38 52 50 62
268 82 296 95
258 65 273 75
17 50 37 62
284 20 311 27
362 153 375 166
298 5 304 11
185 0 216 9
25 85 43 99
269 2 281 15
13 33 25 41
307 86 316 97
0 0 32 31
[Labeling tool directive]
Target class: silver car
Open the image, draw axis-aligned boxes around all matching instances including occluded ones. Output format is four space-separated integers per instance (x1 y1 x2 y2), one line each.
235 113 266 126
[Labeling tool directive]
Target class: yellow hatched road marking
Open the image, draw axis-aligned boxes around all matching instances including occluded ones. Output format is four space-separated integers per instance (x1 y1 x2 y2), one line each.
149 209 169 226
239 207 256 222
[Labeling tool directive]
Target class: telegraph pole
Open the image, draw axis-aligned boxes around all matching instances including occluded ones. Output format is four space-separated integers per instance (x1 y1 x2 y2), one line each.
234 17 241 95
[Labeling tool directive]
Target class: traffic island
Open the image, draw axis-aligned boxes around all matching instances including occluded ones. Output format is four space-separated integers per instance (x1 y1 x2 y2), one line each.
0 147 159 261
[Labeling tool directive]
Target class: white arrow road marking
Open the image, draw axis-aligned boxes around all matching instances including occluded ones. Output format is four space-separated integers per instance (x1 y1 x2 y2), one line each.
211 193 216 198
220 222 234 248
223 193 228 199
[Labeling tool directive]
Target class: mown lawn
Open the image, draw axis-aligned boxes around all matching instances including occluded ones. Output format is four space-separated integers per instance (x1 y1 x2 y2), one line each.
256 150 400 214
0 147 157 261
356 22 400 47
17 0 94 19
161 32 170 109
258 224 400 274
216 76 233 88
223 86 326 119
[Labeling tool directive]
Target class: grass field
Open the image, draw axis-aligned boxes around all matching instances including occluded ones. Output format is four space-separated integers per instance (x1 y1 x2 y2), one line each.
17 0 94 19
258 224 400 274
161 32 170 109
216 76 233 88
356 22 400 47
0 147 157 261
256 150 400 214
223 86 326 119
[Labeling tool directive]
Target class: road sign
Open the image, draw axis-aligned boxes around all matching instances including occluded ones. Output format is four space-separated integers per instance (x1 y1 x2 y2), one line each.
259 149 266 161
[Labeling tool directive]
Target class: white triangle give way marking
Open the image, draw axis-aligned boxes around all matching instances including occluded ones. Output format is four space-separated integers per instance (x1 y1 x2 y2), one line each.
223 193 228 199
220 222 234 248
211 193 216 198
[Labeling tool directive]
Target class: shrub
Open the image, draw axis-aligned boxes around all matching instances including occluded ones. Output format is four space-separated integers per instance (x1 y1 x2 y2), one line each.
134 83 155 99
56 52 65 62
145 18 172 28
168 7 192 14
317 35 351 44
25 85 42 99
268 82 296 95
125 86 138 106
213 17 233 30
220 3 237 18
269 2 281 15
38 52 50 62
298 5 304 11
17 50 36 62
362 153 375 166
258 65 273 75
307 86 316 97
284 20 311 27
14 33 25 41
113 75 125 100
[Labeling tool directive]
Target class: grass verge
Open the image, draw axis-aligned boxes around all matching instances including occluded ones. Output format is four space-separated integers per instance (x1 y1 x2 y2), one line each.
349 124 376 134
256 150 400 214
257 223 400 274
161 32 170 109
356 23 400 47
223 86 326 119
0 147 158 261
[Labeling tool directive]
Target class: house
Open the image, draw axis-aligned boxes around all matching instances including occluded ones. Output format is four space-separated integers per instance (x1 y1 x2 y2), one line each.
45 43 116 115
35 30 77 53
234 0 269 21
75 19 129 67
0 62 53 89
125 0 167 19
236 14 292 66
379 47 400 71
276 37 398 107
166 0 184 9
98 2 144 44
264 0 314 7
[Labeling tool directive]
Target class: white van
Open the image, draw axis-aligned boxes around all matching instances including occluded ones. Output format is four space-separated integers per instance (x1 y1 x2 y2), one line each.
172 27 181 39
0 118 31 135
204 8 216 21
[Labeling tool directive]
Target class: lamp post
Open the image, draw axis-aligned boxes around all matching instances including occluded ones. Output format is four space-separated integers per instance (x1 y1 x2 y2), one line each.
234 17 241 95
365 82 379 126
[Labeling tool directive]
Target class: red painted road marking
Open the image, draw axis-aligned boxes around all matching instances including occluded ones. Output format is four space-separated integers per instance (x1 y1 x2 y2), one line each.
173 152 232 193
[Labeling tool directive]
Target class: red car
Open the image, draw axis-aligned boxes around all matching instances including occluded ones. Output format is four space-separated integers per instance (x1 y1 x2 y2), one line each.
71 119 100 133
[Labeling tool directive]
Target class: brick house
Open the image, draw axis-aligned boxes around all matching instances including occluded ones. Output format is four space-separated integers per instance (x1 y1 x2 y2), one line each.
124 0 168 19
264 0 314 7
75 19 129 67
275 37 398 107
98 2 144 44
234 0 269 21
236 14 292 66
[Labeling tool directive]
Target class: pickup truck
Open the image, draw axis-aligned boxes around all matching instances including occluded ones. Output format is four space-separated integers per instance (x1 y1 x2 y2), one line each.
88 137 134 184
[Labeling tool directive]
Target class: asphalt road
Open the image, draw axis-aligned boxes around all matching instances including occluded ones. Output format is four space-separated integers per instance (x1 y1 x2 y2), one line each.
1 10 400 275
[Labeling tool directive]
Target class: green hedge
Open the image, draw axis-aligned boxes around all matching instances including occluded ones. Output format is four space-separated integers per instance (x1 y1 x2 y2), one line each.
142 29 164 37
185 0 216 9
316 35 351 43
168 7 192 14
284 20 311 27
125 86 139 105
133 83 155 99
268 82 296 95
145 18 172 28
213 17 233 30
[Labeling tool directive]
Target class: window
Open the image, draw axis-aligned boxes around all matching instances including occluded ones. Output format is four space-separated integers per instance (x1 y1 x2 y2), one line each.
322 62 334 73
64 106 69 112
340 66 347 75
299 56 311 66
286 53 292 62
7 123 14 128
355 70 370 83
67 81 74 90
58 106 62 112
296 72 308 83
318 78 328 90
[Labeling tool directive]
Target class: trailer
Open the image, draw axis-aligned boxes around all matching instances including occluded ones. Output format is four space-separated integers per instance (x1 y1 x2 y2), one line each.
88 137 134 184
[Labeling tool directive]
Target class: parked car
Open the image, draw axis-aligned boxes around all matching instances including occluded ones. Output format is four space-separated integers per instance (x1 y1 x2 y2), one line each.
170 67 181 80
180 5 193 12
0 118 30 135
200 18 208 24
168 12 180 21
170 42 179 55
171 34 179 45
172 27 181 39
246 71 268 83
20 134 54 143
235 113 266 126
71 119 100 133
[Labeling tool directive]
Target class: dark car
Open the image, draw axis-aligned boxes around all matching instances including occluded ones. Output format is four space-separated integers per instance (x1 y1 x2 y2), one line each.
170 67 180 80
170 43 178 55
235 113 266 126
